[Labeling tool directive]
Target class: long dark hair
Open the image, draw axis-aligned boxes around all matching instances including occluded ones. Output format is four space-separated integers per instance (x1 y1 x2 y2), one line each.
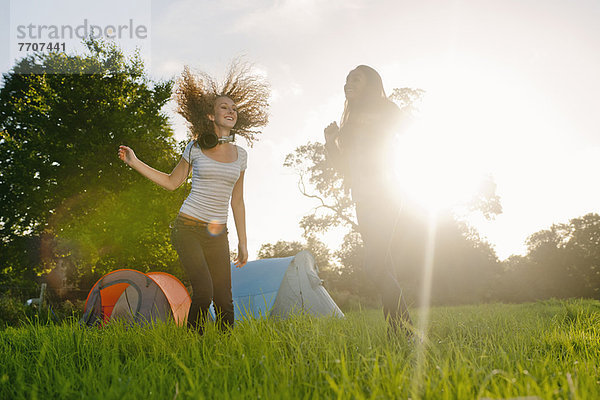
174 59 270 147
335 66 404 198
340 65 397 130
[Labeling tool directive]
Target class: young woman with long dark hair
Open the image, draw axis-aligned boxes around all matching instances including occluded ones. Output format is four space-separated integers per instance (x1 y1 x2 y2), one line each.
324 65 414 337
118 62 269 333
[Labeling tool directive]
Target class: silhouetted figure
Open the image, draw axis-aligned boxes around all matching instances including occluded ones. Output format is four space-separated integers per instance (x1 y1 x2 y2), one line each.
324 65 414 337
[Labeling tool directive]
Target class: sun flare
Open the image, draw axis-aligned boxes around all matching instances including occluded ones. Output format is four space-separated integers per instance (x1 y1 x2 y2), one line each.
388 61 541 215
391 129 482 213
390 101 486 214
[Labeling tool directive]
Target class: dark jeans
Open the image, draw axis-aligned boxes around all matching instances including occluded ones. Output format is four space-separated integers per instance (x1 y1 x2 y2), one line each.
355 200 416 334
170 215 234 333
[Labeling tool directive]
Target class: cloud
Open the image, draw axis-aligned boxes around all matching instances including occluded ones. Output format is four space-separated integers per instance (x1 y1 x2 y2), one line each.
232 0 366 35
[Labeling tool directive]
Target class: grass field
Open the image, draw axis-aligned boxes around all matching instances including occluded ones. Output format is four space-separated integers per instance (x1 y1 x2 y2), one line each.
1 299 598 399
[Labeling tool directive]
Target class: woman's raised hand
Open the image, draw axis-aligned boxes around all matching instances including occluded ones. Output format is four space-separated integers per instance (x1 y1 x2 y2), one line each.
118 145 137 166
324 122 339 144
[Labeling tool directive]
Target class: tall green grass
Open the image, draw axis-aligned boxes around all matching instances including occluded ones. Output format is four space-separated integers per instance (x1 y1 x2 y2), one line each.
1 299 599 399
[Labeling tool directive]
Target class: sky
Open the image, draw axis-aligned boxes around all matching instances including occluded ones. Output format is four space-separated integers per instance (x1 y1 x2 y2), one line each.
1 0 600 261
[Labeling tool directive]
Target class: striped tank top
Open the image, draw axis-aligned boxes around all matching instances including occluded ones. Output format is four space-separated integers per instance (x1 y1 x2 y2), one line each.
179 141 247 224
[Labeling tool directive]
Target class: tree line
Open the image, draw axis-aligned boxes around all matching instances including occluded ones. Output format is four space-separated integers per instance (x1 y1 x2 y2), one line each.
1 42 598 308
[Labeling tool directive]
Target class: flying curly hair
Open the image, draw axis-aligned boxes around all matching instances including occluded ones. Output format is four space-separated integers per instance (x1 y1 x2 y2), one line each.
174 59 270 146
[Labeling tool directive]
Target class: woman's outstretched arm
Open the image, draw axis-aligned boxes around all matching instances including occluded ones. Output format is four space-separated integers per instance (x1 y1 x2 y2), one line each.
231 171 248 268
118 145 190 191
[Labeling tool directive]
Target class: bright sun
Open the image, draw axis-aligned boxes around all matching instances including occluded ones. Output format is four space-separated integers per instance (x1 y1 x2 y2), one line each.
384 58 572 260
391 129 482 213
390 93 487 214
388 61 519 214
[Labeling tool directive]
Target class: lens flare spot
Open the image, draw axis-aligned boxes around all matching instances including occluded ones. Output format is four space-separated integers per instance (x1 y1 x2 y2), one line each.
207 220 225 236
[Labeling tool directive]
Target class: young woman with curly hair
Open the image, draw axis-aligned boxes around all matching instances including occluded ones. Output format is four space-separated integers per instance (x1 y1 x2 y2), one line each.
118 61 269 333
324 65 416 338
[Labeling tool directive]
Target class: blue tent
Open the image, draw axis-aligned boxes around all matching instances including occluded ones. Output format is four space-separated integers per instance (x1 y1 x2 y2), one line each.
212 251 343 321
229 256 292 320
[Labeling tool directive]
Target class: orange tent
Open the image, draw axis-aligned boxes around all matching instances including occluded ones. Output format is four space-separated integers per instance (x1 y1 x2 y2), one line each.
81 269 191 326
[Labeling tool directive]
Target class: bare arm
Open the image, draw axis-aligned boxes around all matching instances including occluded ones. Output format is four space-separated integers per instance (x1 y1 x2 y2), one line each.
231 170 248 268
118 145 190 191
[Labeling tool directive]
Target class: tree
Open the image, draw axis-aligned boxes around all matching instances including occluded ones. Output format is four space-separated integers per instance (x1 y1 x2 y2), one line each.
257 238 332 270
258 240 305 259
518 213 600 299
493 254 538 302
568 214 600 297
492 213 600 303
427 213 500 305
284 142 357 236
326 231 378 303
0 40 185 289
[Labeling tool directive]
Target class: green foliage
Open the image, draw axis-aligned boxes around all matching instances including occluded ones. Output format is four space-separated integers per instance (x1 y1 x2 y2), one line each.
0 293 66 328
323 231 379 307
497 213 600 301
0 296 27 328
257 239 305 259
257 237 332 270
0 300 598 399
0 39 185 288
54 181 185 284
